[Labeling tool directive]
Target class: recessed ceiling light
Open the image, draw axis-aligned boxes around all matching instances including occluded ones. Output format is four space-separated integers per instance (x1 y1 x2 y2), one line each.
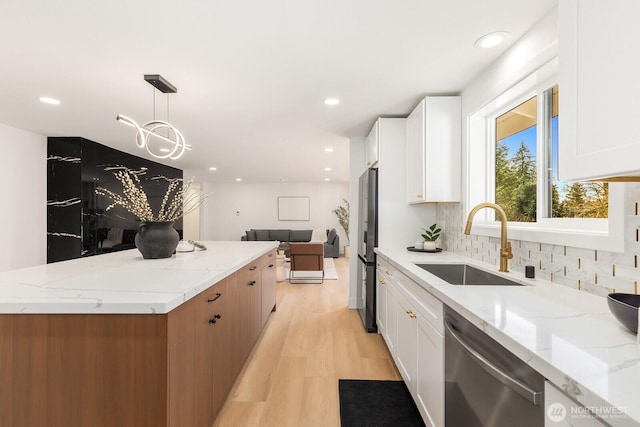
324 98 340 106
324 178 331 182
474 31 510 49
209 167 217 171
324 147 334 153
235 178 242 182
324 167 332 171
39 97 60 105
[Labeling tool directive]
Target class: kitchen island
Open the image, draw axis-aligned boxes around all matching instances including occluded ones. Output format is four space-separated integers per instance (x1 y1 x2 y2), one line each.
0 241 278 427
376 247 640 427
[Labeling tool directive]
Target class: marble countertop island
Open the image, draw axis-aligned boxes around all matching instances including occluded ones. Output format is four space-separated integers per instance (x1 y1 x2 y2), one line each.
0 241 278 314
376 247 640 426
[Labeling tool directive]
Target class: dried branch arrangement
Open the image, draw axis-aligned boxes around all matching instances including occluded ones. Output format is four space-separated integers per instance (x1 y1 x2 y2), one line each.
96 170 207 222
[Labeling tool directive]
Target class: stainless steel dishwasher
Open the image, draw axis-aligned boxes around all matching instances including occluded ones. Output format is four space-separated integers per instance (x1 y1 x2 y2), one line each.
444 306 544 426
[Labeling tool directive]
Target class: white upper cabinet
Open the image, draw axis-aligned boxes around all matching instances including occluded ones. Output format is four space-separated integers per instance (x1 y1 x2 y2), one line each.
365 120 379 168
406 96 461 203
559 0 640 181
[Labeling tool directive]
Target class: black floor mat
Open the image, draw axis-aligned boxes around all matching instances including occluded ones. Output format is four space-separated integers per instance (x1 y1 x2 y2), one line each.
338 379 426 427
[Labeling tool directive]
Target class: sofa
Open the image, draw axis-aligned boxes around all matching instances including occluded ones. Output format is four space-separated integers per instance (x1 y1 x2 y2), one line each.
241 228 340 258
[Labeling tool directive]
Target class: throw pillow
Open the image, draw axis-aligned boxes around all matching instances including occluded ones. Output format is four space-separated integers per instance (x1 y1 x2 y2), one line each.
246 230 257 241
327 228 337 244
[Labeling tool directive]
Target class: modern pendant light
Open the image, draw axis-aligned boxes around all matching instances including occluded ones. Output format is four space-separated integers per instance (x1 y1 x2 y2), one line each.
117 74 190 160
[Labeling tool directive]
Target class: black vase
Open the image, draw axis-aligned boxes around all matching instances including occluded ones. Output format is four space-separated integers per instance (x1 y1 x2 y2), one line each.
134 221 179 259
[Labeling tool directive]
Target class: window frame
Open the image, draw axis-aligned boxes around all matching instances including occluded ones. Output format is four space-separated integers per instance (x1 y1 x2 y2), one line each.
466 57 624 253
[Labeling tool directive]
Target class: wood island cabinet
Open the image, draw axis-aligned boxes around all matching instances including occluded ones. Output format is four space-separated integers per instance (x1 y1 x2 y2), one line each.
0 250 277 427
237 259 263 356
195 274 238 425
261 253 277 327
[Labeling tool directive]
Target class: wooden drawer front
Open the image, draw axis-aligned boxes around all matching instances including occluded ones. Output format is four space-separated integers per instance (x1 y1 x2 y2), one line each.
254 249 276 269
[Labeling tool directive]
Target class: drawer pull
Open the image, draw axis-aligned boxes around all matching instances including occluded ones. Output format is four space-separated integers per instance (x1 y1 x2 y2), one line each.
249 281 256 286
207 293 222 303
417 194 423 198
405 309 416 319
379 279 386 285
209 314 222 324
385 270 392 275
377 262 382 267
249 266 257 271
268 264 274 268
268 253 274 257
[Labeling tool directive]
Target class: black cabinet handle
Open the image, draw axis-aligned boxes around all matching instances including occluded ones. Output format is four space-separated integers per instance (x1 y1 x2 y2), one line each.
268 264 274 268
249 266 257 271
209 314 222 325
207 293 222 303
249 281 256 286
268 253 274 257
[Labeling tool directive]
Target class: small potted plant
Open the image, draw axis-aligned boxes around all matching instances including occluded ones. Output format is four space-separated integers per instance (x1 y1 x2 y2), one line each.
421 223 441 251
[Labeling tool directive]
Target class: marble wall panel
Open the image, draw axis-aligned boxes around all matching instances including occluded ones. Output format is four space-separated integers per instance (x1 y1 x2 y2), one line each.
47 138 82 263
47 137 183 263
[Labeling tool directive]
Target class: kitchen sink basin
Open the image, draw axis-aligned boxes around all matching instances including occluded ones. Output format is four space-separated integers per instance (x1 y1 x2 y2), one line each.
416 263 523 286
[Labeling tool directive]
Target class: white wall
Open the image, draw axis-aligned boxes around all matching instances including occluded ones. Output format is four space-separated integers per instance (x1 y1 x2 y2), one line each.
183 183 201 241
0 123 47 271
197 181 350 246
348 136 365 308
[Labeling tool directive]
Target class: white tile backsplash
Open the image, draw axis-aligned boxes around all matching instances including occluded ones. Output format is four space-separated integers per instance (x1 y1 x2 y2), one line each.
436 183 640 297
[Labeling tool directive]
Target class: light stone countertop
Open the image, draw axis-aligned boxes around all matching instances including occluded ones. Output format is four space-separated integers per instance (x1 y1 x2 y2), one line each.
375 247 640 427
0 241 278 314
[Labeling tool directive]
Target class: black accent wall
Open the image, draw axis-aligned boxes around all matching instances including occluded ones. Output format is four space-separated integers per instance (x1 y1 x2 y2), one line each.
47 137 183 263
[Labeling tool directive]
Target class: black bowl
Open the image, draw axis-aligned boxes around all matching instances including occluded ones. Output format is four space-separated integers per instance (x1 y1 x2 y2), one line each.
607 293 640 334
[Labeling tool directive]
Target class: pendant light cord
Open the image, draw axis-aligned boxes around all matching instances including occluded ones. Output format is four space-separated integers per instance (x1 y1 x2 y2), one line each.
152 85 156 120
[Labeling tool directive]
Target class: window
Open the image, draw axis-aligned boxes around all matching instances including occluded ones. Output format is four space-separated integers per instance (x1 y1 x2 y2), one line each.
494 85 608 223
467 57 623 252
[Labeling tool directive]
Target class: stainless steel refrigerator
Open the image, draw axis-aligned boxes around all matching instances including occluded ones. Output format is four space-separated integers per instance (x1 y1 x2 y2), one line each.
356 167 378 332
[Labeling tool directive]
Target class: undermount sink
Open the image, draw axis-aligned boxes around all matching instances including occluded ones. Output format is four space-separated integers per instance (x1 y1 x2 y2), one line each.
416 263 524 286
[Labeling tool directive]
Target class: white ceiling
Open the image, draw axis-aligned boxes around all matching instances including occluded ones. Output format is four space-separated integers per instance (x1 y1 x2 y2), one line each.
0 0 557 183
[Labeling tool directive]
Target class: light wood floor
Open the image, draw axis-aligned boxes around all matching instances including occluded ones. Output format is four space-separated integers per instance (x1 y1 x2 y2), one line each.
213 257 401 427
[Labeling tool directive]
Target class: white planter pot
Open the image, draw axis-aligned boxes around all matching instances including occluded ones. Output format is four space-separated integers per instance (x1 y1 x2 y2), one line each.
423 241 437 251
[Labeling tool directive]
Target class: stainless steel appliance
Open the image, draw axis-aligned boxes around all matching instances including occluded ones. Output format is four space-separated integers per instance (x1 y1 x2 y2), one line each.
356 167 378 332
444 306 544 426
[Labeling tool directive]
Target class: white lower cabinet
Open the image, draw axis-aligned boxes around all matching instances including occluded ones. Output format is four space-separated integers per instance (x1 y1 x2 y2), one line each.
384 280 398 354
545 382 607 427
375 267 387 338
376 258 444 427
395 289 418 394
416 315 444 427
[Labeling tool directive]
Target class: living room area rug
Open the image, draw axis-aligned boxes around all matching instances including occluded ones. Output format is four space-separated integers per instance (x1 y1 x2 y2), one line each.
284 257 338 281
338 379 425 427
